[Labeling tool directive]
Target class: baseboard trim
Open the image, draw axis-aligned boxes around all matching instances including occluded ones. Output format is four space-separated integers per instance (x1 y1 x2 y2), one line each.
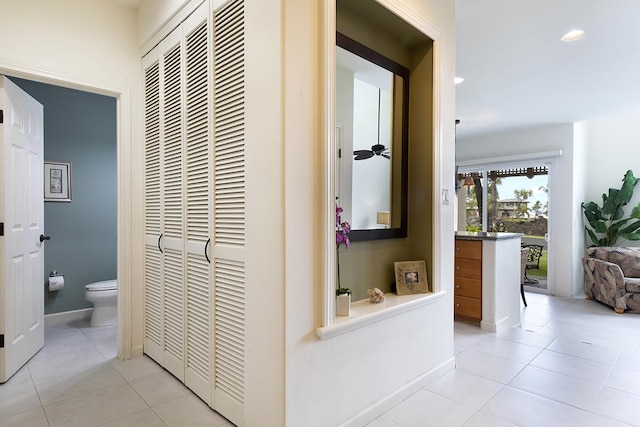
131 344 144 358
340 357 456 427
44 308 92 323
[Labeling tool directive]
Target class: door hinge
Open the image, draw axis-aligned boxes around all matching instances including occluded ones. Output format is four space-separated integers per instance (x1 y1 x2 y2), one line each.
0 335 4 348
0 109 3 124
0 222 3 236
338 148 342 158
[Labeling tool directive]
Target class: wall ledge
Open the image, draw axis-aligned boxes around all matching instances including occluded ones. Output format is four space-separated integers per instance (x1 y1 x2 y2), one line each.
316 291 446 340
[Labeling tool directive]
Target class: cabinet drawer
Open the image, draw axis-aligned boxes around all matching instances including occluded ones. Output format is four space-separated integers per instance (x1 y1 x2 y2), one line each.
454 259 482 280
454 277 481 299
455 240 482 260
454 295 481 319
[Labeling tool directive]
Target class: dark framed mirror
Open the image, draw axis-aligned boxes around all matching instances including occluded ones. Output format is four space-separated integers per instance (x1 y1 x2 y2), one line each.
335 32 409 241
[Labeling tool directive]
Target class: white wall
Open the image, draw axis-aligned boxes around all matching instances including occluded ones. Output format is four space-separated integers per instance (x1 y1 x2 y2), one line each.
138 0 455 425
284 0 456 425
572 122 588 296
585 113 640 233
0 0 139 88
0 0 142 357
456 124 580 297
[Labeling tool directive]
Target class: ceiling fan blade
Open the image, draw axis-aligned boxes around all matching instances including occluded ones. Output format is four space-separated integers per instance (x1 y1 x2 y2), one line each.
353 150 374 160
381 153 390 159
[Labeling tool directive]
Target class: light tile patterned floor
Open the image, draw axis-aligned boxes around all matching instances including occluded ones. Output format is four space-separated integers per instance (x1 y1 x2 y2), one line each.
0 317 232 427
1 293 639 426
370 292 640 427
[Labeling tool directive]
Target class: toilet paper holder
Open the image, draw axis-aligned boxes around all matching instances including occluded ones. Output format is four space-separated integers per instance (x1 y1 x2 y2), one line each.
48 271 65 291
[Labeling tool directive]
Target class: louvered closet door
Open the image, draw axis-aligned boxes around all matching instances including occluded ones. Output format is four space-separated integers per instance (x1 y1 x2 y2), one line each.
160 27 186 381
211 0 246 424
183 3 213 404
142 26 187 381
143 1 246 424
142 46 164 365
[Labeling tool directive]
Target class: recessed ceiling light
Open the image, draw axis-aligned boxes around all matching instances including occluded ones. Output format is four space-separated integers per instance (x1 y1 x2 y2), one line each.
454 77 465 85
561 29 586 41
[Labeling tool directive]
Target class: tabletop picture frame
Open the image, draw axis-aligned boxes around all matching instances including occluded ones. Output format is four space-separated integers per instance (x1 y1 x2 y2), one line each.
44 161 72 202
394 260 429 295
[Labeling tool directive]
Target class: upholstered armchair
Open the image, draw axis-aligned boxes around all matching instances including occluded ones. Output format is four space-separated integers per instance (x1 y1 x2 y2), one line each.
582 247 640 313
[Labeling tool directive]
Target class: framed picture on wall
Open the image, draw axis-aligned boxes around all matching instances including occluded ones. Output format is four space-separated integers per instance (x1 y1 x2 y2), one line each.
394 260 429 295
44 161 72 202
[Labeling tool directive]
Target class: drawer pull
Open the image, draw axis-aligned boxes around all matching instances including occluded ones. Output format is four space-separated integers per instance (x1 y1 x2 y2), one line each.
456 247 460 251
455 284 460 289
455 303 460 308
455 266 460 270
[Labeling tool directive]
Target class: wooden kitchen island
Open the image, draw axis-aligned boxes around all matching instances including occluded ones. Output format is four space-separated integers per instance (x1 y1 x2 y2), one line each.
454 231 522 332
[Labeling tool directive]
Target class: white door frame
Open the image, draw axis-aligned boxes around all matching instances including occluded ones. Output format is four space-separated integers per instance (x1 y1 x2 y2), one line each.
0 61 134 359
457 152 561 296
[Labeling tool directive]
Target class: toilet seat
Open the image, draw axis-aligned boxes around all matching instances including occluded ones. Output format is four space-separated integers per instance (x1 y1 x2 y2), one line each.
85 280 117 291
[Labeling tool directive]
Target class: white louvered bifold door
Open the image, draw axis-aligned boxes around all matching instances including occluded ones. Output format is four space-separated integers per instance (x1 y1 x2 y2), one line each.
143 1 246 424
160 27 187 381
212 0 246 425
183 4 213 405
142 46 164 365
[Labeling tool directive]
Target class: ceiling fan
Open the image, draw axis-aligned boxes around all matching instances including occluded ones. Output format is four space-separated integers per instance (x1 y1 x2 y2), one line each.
353 88 390 160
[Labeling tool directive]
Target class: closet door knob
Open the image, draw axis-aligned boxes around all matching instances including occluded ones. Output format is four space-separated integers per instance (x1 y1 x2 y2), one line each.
157 234 163 254
204 238 211 264
39 234 51 243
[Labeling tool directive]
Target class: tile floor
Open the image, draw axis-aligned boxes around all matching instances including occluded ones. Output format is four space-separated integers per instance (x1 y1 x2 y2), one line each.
1 292 639 426
0 315 233 427
369 292 640 427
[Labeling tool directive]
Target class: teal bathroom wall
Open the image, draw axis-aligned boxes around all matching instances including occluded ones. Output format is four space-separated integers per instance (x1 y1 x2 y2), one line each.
10 77 117 315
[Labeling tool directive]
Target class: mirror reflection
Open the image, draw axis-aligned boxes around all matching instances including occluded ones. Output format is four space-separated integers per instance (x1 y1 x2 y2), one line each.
335 32 409 241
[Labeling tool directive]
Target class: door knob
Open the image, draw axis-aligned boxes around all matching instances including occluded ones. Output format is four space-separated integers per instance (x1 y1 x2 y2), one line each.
39 234 51 243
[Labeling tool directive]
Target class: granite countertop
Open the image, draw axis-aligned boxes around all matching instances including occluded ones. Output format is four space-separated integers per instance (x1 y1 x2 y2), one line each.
455 231 523 241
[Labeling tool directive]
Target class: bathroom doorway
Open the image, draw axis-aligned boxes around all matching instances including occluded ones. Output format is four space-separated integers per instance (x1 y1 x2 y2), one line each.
8 76 119 353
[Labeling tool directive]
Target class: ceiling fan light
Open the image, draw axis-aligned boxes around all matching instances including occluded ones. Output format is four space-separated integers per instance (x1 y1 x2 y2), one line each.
454 76 465 84
561 29 586 42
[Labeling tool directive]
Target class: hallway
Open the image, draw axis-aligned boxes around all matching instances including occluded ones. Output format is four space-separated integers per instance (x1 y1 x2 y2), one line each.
1 293 639 426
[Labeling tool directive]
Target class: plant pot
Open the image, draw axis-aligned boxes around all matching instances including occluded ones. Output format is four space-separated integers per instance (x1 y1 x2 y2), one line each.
336 293 351 316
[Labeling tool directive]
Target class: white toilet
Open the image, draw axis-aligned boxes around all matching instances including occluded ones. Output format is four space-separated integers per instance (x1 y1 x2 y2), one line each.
85 280 118 326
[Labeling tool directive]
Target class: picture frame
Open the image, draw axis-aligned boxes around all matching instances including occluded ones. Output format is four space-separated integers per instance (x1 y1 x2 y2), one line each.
394 260 429 295
44 161 72 202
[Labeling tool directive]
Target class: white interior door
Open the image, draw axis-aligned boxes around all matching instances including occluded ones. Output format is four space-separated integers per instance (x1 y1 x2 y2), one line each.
0 75 44 383
183 4 213 405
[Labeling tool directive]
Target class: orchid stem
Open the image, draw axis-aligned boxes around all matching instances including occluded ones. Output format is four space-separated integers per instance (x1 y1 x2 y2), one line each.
336 245 341 291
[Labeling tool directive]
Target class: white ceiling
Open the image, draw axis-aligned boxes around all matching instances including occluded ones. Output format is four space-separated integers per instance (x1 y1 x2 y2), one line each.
455 0 640 138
